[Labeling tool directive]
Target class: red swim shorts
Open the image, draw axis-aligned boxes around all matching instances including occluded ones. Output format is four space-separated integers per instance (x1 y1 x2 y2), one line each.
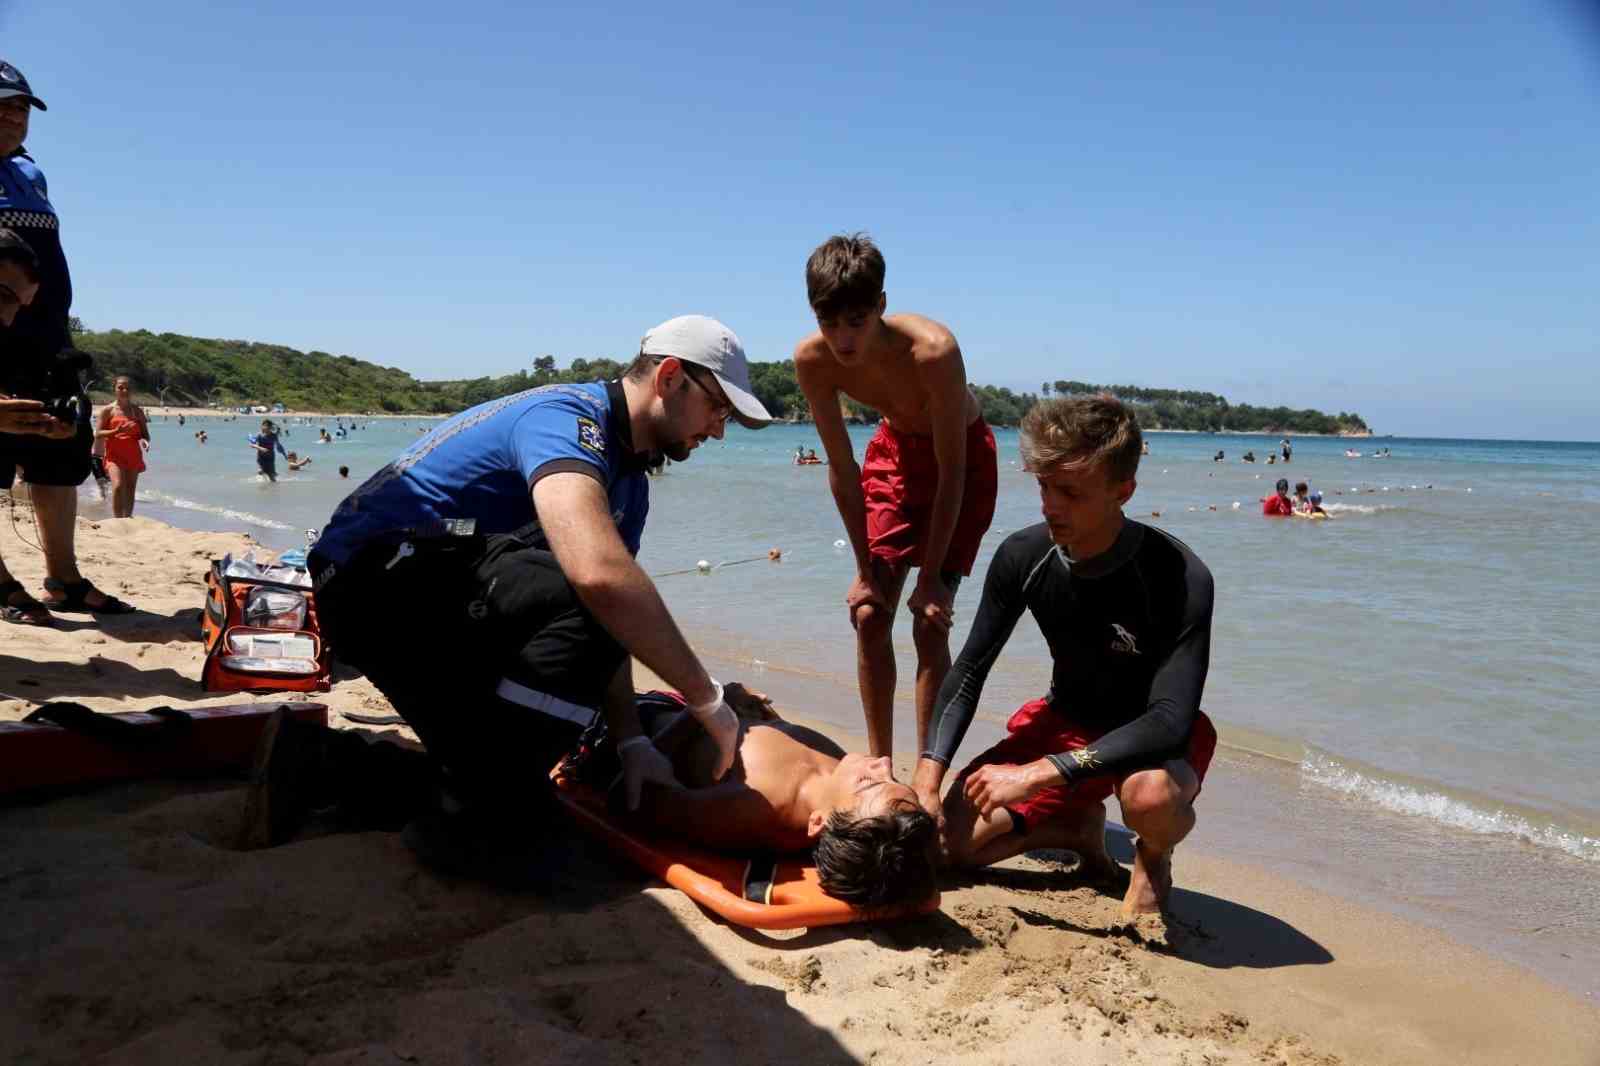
956 697 1217 833
860 416 998 577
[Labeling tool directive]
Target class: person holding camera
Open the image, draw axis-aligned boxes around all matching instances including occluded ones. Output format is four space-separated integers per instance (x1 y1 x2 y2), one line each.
0 61 134 621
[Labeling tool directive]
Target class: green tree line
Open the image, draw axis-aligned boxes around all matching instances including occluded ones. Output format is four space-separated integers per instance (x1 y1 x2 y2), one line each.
71 328 1368 433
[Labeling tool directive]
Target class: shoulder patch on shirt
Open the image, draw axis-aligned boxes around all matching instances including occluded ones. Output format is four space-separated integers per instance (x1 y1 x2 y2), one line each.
576 416 606 456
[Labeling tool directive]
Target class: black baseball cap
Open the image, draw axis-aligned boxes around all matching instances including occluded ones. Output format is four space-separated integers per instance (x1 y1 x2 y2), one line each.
0 61 47 111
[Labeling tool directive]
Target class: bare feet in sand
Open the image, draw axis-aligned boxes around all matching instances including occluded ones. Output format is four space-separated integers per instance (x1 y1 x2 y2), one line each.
1119 839 1173 923
1072 849 1128 890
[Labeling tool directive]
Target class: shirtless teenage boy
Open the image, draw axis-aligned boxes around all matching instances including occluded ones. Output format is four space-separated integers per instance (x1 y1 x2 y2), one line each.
794 233 998 759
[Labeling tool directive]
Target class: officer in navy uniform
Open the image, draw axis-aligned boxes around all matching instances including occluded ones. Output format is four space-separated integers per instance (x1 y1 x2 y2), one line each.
246 316 773 883
0 58 135 619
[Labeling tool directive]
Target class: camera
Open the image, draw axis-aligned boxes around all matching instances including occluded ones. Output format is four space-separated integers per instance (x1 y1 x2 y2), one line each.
41 391 88 427
33 347 93 430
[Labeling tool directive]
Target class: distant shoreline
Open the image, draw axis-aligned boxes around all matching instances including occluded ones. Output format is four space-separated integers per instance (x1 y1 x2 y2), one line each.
143 405 443 421
144 405 1374 438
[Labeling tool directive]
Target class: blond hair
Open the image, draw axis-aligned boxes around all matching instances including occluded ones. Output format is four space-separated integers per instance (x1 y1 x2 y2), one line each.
1019 394 1142 483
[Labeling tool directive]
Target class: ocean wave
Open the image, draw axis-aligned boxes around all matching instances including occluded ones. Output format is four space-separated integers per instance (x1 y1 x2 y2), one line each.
137 491 297 531
1300 749 1600 863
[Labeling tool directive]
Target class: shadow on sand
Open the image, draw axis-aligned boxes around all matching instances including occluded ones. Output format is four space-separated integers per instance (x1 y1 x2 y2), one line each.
954 823 1333 971
0 779 865 1065
1 652 206 705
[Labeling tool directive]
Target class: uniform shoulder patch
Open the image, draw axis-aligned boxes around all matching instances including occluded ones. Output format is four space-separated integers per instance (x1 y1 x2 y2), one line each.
576 416 606 456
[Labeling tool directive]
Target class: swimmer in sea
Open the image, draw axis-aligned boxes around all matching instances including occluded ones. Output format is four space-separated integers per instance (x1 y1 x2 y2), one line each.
248 419 287 482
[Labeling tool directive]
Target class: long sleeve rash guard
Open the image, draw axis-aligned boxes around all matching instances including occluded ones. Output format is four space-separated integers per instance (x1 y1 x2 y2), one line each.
923 520 1214 784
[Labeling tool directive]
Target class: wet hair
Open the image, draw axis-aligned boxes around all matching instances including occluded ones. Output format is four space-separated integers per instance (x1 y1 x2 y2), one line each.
1019 394 1143 484
806 233 886 319
0 228 40 281
1294 481 1308 495
1276 477 1290 493
338 465 349 477
813 802 938 908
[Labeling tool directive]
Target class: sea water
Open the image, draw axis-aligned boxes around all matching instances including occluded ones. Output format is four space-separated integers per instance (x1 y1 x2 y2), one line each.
110 414 1600 990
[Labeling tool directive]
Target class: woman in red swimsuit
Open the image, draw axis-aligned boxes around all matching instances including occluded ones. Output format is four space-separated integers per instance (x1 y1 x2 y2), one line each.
95 377 150 518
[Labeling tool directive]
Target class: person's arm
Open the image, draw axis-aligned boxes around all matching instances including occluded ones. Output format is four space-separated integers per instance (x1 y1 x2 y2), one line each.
94 405 115 440
911 541 1029 815
275 437 288 458
0 396 62 436
533 472 718 708
628 777 793 852
601 661 688 809
965 564 1214 818
905 337 969 628
797 350 871 579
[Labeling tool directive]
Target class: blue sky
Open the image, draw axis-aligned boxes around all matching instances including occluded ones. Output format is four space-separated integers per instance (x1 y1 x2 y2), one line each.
5 1 1597 439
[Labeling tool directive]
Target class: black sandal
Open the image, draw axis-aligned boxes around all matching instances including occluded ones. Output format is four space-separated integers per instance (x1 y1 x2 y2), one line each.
0 578 56 627
42 577 138 615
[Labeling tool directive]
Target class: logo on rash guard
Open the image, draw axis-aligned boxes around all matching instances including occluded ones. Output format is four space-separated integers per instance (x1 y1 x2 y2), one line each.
1109 623 1140 655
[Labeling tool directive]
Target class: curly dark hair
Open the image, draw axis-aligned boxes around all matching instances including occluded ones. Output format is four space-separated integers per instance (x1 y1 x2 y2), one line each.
813 801 938 908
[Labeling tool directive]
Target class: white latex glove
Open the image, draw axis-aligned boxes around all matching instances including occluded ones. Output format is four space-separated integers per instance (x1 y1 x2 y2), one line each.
686 680 741 782
617 736 681 811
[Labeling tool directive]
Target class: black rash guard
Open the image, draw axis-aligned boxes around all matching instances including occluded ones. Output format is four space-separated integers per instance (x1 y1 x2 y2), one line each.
923 519 1214 784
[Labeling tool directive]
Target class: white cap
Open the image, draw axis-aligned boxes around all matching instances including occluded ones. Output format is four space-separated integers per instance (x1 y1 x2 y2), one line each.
639 315 773 429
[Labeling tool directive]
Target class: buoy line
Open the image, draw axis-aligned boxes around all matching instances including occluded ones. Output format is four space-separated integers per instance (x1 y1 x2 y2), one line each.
652 551 782 579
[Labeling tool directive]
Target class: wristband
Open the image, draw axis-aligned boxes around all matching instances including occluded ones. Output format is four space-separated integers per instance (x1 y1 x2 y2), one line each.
618 736 652 753
687 679 724 719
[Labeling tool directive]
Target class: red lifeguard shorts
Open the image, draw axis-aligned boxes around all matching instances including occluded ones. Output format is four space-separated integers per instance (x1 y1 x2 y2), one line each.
861 416 998 577
956 697 1218 833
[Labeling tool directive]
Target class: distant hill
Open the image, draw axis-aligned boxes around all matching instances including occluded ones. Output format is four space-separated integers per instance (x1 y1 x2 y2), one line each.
71 328 1369 434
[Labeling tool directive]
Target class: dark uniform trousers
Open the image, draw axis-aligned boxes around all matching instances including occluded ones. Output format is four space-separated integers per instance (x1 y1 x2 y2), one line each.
309 528 628 819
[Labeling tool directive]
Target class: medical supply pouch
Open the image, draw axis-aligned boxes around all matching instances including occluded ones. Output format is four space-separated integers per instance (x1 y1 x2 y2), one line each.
201 559 330 693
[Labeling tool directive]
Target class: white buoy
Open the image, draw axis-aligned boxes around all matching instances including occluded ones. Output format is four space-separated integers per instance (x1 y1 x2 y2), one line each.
1467 487 1473 492
1163 469 1169 474
696 559 711 573
1232 501 1241 510
833 538 847 549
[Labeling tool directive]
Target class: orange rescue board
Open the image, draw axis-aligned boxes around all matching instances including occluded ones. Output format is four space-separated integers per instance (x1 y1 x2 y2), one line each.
550 759 940 931
0 702 329 797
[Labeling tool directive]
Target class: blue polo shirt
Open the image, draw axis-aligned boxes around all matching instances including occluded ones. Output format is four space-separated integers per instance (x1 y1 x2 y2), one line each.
1 150 74 374
313 381 649 568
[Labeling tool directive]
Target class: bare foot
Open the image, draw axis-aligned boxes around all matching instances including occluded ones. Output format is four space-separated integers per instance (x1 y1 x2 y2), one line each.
1071 849 1127 889
1118 839 1173 923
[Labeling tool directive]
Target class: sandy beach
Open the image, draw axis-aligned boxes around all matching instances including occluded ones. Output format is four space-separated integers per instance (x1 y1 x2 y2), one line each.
3 507 1597 1065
